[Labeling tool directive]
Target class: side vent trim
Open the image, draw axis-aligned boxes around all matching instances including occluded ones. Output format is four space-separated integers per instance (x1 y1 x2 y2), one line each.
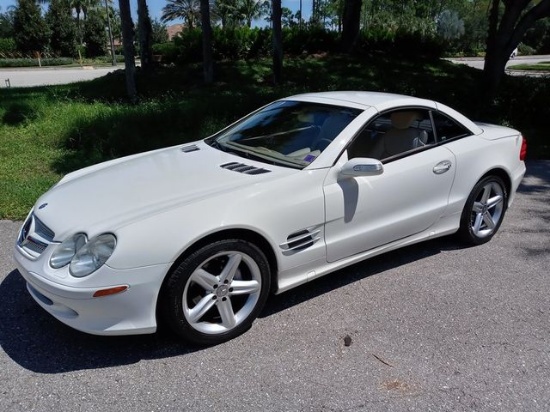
280 227 321 254
221 162 271 175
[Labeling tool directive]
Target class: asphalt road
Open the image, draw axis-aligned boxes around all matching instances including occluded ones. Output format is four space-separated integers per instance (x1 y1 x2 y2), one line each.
1 54 549 89
0 161 549 412
0 66 119 88
448 54 550 73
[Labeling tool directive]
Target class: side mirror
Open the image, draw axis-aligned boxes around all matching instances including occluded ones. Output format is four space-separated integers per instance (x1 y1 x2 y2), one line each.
340 158 384 177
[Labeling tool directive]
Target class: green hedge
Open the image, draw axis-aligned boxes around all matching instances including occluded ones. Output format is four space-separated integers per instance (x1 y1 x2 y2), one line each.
0 57 74 67
152 26 444 65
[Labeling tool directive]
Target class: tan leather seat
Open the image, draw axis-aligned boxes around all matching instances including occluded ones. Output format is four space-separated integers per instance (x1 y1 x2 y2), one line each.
369 111 427 159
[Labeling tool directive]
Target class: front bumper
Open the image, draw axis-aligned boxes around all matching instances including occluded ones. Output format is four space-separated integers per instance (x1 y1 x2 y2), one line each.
14 246 170 336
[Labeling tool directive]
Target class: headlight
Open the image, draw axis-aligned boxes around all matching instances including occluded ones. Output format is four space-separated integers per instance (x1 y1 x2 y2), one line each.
50 233 88 269
69 234 117 278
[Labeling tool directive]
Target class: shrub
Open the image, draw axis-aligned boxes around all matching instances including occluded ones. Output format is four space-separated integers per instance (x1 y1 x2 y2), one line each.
212 27 256 60
0 38 16 55
83 10 106 58
2 102 37 125
283 27 339 55
518 43 535 56
152 42 179 64
0 57 73 67
173 29 202 64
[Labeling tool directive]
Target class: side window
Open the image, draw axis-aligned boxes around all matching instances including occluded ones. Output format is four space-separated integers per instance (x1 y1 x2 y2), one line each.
347 108 434 161
432 111 471 142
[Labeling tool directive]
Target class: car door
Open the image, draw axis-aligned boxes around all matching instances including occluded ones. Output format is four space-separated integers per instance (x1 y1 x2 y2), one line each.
323 108 457 263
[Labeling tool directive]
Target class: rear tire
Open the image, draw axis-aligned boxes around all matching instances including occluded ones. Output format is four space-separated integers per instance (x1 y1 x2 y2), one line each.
458 175 508 245
160 239 271 345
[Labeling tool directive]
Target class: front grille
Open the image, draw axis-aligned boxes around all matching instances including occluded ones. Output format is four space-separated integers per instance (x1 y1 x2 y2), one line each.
33 215 55 240
17 213 55 259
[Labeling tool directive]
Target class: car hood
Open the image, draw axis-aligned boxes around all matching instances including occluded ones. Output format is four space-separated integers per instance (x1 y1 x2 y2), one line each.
32 141 295 240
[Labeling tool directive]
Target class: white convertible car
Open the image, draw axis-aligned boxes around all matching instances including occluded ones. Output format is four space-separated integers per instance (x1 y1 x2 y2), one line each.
14 92 527 345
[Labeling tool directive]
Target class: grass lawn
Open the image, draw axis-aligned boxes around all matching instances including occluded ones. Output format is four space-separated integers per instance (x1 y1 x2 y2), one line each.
1 54 549 220
508 61 550 71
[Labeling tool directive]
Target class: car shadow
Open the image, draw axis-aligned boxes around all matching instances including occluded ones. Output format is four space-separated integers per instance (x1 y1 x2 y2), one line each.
260 236 465 317
0 270 205 373
0 236 465 374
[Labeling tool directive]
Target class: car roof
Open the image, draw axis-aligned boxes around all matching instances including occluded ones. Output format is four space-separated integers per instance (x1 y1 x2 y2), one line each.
284 91 433 110
284 91 482 135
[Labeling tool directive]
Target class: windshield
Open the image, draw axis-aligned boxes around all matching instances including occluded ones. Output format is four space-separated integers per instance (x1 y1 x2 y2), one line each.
207 100 362 169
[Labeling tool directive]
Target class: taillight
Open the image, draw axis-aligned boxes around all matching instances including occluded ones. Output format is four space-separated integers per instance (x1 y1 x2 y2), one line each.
520 135 527 161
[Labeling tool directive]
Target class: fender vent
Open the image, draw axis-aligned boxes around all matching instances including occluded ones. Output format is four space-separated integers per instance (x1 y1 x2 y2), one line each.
221 162 271 175
181 144 200 153
280 227 321 254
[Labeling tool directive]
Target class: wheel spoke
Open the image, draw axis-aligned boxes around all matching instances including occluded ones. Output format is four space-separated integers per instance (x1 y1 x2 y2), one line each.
480 185 491 203
483 212 496 230
230 280 260 296
472 201 484 213
473 212 484 234
486 194 503 209
219 253 242 283
190 268 218 291
217 299 237 329
188 294 216 323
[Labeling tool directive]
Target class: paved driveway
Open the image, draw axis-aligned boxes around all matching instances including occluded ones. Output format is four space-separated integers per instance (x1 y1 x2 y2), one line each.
0 161 549 411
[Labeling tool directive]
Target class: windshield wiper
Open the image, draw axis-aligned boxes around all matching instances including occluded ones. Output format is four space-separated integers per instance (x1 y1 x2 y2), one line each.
208 140 226 151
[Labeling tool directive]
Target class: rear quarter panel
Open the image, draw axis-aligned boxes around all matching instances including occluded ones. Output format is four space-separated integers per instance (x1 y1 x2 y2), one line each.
444 129 525 217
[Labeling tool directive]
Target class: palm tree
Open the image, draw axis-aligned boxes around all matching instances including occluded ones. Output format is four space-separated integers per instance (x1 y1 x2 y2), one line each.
200 0 213 83
212 0 239 28
272 0 282 84
161 0 200 29
341 0 362 52
239 0 266 27
102 0 116 65
118 0 137 102
137 0 153 71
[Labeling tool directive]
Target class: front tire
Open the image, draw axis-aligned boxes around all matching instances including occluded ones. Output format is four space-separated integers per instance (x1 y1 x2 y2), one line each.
160 239 271 345
458 175 508 245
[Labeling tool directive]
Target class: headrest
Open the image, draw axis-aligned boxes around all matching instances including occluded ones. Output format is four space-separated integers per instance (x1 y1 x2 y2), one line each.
297 112 315 123
390 111 421 129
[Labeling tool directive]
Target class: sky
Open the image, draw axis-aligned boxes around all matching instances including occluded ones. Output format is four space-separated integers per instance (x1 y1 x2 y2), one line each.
0 0 312 27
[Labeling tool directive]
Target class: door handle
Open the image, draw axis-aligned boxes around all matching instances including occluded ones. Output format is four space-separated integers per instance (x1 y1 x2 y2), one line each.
433 160 452 174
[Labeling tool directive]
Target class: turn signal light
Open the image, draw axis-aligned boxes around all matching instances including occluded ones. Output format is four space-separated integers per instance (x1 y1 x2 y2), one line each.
93 286 128 298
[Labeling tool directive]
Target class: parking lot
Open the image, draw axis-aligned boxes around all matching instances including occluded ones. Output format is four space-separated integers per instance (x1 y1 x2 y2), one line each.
0 161 548 412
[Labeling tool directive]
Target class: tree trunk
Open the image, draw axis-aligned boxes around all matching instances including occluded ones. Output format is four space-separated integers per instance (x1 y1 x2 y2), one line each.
272 0 283 85
483 0 550 99
341 0 362 53
104 0 117 66
200 0 214 84
482 0 504 99
118 0 137 103
137 0 153 72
